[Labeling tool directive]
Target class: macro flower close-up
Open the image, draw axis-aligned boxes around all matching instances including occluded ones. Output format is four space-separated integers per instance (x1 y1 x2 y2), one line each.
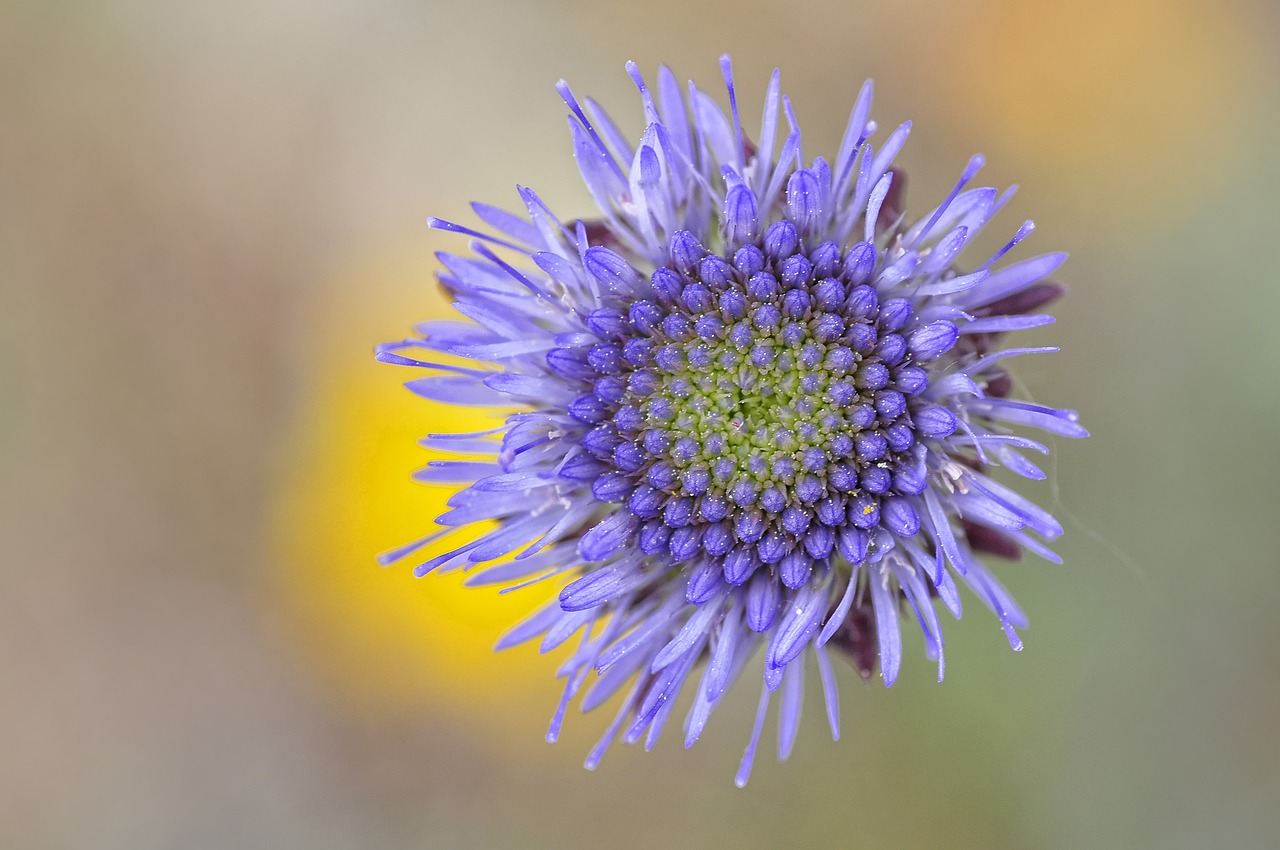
10 0 1280 846
381 57 1086 783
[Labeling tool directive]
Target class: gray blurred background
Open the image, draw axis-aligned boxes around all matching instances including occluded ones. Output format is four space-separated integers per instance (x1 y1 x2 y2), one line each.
3 0 1279 847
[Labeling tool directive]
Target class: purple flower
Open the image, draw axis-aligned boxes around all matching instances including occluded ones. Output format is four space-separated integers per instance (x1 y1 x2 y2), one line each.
379 57 1086 785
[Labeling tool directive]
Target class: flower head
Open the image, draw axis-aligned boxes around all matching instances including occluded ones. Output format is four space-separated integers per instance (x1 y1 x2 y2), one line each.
379 57 1086 784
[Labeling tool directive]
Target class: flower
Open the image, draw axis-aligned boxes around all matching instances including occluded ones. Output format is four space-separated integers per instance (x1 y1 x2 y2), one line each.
378 56 1087 785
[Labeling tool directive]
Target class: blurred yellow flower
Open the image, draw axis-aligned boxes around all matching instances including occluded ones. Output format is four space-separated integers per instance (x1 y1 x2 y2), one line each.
269 248 559 731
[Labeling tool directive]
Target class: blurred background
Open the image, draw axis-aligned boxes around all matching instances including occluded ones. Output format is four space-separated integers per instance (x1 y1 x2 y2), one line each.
3 0 1279 847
